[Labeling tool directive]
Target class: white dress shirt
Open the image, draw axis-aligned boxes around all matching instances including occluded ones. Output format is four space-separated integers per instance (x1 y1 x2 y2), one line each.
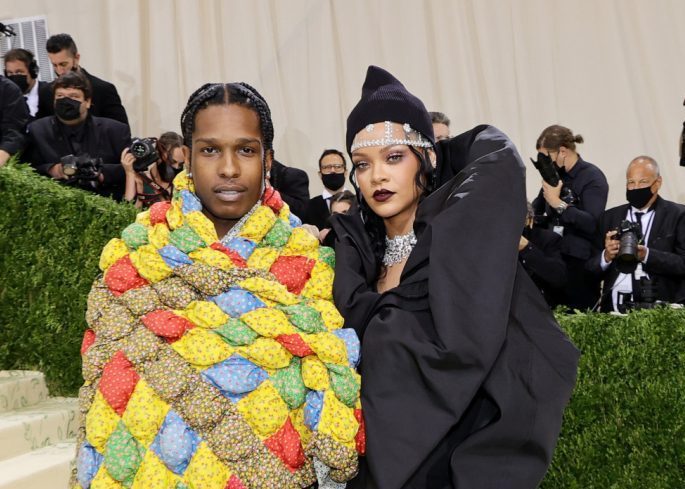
24 80 39 117
600 206 655 311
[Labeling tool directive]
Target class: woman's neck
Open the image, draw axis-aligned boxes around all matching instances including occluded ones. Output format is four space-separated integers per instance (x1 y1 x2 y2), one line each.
383 208 417 238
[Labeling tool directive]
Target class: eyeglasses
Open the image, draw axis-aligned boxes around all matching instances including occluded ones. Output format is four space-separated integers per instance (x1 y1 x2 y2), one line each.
320 163 345 173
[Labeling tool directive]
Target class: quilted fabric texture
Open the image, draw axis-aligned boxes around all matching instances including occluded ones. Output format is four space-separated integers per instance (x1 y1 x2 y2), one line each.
73 173 363 489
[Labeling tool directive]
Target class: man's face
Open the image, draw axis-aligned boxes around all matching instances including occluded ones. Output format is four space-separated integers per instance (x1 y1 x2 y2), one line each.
433 123 450 142
54 87 91 123
48 49 79 77
626 161 661 193
5 59 35 84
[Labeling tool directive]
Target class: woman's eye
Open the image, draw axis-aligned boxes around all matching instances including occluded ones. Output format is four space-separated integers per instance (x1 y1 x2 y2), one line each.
353 161 368 170
387 152 403 163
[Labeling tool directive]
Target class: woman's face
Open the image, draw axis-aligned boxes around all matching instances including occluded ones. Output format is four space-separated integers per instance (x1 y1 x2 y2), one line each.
168 147 185 169
183 104 271 235
330 201 351 215
350 123 423 224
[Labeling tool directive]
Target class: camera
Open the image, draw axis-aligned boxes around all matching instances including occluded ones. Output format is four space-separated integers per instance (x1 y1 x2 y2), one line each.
616 277 663 312
612 219 643 273
130 137 159 172
531 152 577 205
61 154 103 182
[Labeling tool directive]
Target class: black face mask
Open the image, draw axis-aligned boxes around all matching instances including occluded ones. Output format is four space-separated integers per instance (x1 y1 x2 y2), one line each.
8 74 29 93
321 172 345 191
55 97 83 121
626 186 654 209
162 163 183 181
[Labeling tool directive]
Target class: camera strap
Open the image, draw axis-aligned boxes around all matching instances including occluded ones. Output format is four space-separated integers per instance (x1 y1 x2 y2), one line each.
630 208 655 245
140 172 172 200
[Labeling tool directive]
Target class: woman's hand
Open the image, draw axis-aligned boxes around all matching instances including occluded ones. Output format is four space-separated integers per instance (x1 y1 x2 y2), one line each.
121 148 137 175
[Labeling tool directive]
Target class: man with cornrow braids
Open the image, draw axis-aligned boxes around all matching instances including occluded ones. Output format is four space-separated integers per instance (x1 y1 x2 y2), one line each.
73 82 364 488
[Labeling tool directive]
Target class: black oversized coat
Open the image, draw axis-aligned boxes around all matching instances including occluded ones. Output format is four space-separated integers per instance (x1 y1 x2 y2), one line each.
331 125 580 489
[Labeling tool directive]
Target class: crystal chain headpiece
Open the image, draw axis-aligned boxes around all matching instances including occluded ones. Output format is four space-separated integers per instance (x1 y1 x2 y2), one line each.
350 121 433 152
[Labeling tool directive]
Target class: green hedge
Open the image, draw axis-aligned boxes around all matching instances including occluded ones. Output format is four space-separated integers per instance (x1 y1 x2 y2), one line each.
1 162 683 486
542 307 685 488
0 162 136 395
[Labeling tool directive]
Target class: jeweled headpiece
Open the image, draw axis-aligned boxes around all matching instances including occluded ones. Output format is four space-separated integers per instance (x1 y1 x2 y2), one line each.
350 121 433 152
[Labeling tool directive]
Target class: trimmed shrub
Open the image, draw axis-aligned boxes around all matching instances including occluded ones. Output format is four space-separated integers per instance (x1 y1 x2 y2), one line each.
543 308 685 488
0 163 136 395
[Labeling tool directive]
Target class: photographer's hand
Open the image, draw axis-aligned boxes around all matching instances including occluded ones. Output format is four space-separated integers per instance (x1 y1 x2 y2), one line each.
0 150 10 167
48 163 66 180
542 180 563 209
604 230 619 262
121 148 136 175
637 245 648 262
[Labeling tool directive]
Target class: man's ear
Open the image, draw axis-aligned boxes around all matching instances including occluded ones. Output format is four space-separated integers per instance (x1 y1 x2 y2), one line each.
265 149 273 174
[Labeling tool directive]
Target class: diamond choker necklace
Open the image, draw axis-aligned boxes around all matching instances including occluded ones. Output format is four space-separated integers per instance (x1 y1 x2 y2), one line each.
383 230 417 267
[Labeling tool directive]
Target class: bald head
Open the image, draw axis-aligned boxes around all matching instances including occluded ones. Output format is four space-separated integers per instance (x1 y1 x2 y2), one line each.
627 155 660 178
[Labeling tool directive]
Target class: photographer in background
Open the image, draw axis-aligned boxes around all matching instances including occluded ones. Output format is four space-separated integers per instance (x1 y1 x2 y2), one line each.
0 73 29 167
519 202 567 308
588 156 685 312
532 124 608 310
3 48 53 120
121 131 184 208
25 71 130 200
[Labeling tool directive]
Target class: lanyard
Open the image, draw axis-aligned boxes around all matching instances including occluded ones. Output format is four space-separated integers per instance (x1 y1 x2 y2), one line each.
629 208 655 245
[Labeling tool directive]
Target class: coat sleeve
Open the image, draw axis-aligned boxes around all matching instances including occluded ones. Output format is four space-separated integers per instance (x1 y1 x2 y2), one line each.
519 232 567 288
559 172 608 234
643 207 685 276
0 79 29 155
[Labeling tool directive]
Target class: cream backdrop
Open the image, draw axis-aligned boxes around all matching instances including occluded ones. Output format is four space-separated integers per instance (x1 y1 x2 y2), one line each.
3 0 685 207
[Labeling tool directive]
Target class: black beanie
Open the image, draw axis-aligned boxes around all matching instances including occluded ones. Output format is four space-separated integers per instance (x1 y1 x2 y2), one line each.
346 65 435 153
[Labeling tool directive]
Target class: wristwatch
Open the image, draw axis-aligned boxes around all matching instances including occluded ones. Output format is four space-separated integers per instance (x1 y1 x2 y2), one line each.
556 201 569 214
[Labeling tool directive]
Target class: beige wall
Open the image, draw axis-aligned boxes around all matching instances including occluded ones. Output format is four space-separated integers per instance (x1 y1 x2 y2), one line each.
3 0 685 207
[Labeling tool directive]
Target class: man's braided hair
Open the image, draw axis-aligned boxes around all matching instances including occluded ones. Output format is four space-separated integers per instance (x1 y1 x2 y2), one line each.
180 82 275 195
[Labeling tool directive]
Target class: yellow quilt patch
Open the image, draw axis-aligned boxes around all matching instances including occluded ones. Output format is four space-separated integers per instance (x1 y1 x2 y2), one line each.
189 247 234 271
236 381 289 438
135 210 151 227
130 450 179 488
239 276 298 305
239 205 277 242
165 200 183 230
246 247 279 271
130 245 173 283
300 261 334 301
90 464 122 488
237 337 292 369
240 308 295 338
303 333 348 366
86 391 121 453
301 355 330 391
182 442 231 489
121 380 170 447
180 301 228 329
282 228 319 258
170 328 234 367
99 238 129 271
185 211 219 246
318 391 358 444
148 224 170 249
309 300 344 330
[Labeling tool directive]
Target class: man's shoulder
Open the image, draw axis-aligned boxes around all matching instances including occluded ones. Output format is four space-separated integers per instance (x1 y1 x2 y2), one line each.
91 115 128 130
656 197 685 216
27 115 55 133
308 194 325 204
604 203 629 217
81 68 116 91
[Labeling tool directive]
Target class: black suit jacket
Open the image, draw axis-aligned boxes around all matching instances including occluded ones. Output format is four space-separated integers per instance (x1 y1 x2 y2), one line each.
80 68 129 125
269 160 310 219
587 197 685 311
303 195 330 230
0 75 29 155
519 226 567 307
35 81 54 120
26 115 130 199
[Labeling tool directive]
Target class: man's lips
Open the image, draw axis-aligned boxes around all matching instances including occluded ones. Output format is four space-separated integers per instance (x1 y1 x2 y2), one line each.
213 184 247 202
372 189 395 202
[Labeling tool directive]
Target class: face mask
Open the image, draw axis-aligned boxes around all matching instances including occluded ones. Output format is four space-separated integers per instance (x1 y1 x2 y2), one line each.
162 163 183 181
626 186 654 209
55 97 82 121
8 74 29 93
321 172 345 191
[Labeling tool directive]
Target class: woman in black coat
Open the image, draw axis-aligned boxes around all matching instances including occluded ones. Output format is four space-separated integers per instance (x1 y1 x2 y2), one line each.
330 66 580 489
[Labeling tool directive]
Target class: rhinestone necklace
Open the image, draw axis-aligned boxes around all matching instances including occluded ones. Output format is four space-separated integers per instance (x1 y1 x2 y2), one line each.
383 230 417 267
219 201 260 246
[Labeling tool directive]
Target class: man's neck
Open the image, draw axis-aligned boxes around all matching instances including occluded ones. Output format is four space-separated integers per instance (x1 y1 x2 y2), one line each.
563 153 579 172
